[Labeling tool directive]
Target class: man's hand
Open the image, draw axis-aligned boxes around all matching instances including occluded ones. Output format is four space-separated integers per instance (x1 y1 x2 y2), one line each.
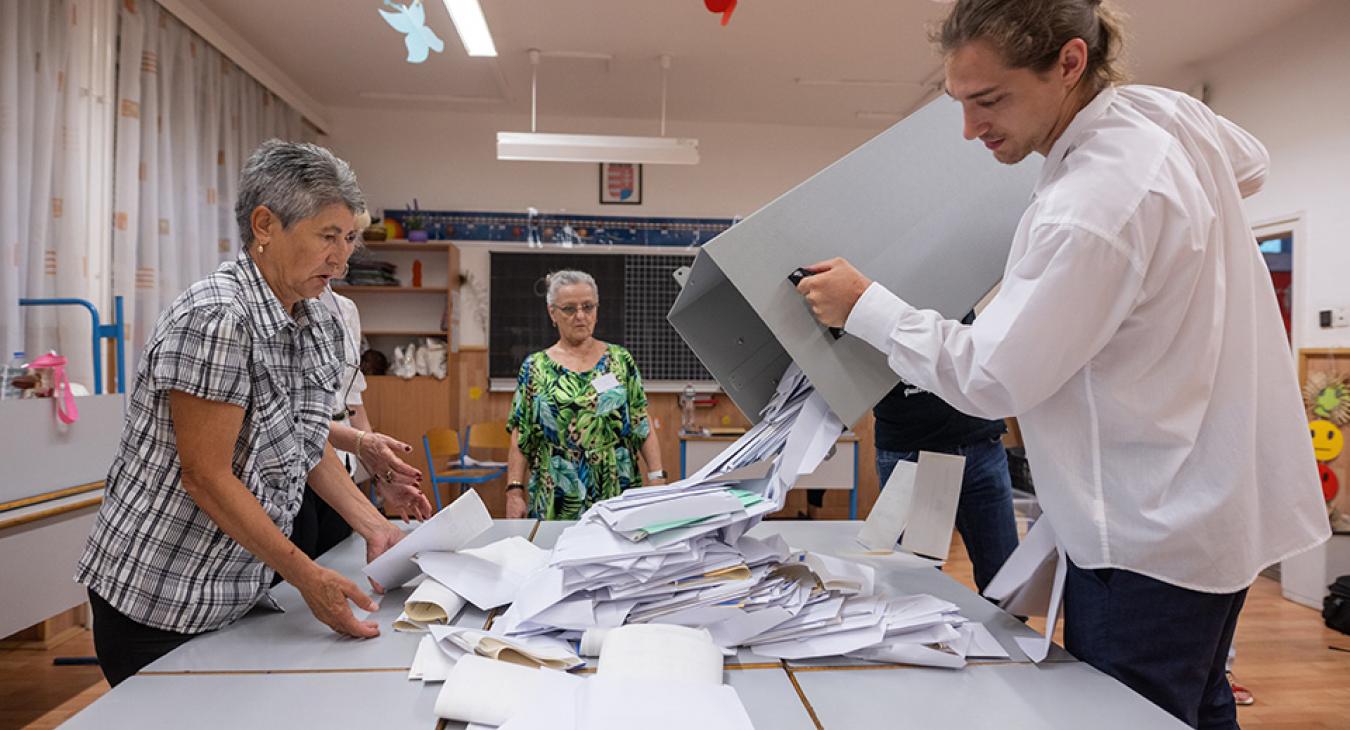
363 522 405 594
293 565 380 638
794 258 873 328
505 489 528 519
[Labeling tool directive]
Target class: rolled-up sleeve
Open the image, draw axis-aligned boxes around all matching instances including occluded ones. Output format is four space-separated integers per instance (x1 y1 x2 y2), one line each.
1216 114 1268 199
845 223 1145 419
149 306 251 408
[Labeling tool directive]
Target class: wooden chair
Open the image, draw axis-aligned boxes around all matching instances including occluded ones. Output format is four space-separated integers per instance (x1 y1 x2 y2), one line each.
463 421 511 462
422 427 505 510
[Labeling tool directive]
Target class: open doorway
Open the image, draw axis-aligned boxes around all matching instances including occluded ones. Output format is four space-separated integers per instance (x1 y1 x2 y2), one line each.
1257 228 1293 342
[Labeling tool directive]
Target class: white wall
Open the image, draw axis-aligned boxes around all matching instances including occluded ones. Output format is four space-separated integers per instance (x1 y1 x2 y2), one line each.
1196 0 1350 350
325 107 875 349
323 107 874 220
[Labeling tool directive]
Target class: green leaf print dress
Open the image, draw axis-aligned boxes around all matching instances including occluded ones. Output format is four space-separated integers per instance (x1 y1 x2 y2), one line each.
507 344 651 520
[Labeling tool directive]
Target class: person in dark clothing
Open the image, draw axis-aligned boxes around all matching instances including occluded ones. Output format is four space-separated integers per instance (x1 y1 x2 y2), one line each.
871 314 1019 593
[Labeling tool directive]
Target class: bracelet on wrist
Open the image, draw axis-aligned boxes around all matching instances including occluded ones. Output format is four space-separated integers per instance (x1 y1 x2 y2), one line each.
354 430 367 460
647 469 667 481
506 482 526 493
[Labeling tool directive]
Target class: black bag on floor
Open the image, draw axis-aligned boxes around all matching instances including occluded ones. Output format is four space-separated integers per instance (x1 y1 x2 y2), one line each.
1325 575 1350 635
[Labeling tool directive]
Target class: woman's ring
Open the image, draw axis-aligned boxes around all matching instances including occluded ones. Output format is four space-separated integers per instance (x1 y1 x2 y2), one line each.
384 469 395 482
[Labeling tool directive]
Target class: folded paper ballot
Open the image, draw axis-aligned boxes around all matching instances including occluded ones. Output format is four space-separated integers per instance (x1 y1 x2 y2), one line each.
364 489 493 589
596 624 723 686
427 625 584 671
434 654 582 726
857 450 966 560
403 577 466 624
981 518 1066 662
392 611 428 633
408 634 458 682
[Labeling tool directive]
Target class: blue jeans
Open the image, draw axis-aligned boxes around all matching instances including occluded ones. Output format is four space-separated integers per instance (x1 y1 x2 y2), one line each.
1064 561 1246 729
876 436 1019 593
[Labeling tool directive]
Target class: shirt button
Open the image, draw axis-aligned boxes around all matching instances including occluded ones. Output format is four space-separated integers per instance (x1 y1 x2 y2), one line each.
293 416 300 424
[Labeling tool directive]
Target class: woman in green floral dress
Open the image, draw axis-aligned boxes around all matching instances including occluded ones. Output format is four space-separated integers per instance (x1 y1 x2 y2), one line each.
505 270 666 520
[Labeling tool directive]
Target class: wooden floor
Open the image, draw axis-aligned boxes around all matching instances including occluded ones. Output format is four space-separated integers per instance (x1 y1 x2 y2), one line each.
3 538 1347 729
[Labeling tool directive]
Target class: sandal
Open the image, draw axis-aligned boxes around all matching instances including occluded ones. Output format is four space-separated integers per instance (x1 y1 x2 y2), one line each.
1227 672 1255 706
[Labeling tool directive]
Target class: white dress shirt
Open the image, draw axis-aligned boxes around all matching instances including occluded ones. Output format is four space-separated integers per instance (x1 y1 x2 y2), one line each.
323 288 369 481
846 85 1330 593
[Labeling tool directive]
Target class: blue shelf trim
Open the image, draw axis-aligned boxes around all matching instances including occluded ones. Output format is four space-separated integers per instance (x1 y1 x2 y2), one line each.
383 209 736 247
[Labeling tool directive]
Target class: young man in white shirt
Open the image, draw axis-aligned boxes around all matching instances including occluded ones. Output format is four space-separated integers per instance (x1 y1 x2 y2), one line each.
794 1 1329 727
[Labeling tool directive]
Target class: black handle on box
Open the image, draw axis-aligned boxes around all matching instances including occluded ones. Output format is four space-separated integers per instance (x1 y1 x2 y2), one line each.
788 268 845 340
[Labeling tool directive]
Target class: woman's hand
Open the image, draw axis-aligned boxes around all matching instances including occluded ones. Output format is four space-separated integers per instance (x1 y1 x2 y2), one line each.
362 522 405 594
293 564 380 638
374 479 433 523
358 432 422 489
505 488 528 519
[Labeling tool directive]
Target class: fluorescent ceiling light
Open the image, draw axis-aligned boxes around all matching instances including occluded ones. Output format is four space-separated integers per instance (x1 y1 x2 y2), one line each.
855 110 904 120
442 0 497 57
497 132 699 165
794 77 917 88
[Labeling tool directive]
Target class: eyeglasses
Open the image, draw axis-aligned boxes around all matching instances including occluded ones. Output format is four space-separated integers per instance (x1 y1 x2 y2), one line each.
553 302 598 317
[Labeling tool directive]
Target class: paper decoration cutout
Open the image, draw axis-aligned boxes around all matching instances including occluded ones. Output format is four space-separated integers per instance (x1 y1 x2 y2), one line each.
1310 419 1344 462
1304 371 1350 425
1320 462 1340 503
378 0 445 64
705 0 737 26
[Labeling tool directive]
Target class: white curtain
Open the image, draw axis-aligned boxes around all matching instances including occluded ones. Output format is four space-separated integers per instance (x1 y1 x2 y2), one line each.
0 0 116 389
111 0 310 364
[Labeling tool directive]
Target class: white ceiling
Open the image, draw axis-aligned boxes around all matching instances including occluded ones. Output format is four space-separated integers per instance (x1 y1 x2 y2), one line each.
197 0 1321 130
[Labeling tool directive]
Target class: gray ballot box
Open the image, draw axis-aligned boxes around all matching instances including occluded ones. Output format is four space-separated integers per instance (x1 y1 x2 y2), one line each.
669 96 1041 427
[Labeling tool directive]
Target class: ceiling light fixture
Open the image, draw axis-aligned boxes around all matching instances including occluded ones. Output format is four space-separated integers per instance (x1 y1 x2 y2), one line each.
441 0 497 57
496 50 700 165
855 110 904 121
794 77 919 88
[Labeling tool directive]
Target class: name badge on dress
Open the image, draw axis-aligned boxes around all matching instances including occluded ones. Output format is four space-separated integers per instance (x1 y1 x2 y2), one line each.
591 372 621 393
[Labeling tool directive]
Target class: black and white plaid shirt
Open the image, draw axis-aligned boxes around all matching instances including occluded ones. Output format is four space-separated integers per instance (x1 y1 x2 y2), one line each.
76 253 343 634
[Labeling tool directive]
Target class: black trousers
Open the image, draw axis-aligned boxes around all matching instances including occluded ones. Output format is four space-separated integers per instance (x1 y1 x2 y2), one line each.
1063 560 1247 729
87 589 196 687
289 484 354 559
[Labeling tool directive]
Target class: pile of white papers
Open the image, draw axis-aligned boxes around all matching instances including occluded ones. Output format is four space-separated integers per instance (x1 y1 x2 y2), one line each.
486 366 978 669
384 364 992 730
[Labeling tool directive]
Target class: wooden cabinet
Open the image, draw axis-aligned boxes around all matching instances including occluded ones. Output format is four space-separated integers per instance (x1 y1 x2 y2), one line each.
362 374 455 505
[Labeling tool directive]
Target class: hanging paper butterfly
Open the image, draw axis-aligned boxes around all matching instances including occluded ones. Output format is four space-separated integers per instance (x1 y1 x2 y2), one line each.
379 0 445 64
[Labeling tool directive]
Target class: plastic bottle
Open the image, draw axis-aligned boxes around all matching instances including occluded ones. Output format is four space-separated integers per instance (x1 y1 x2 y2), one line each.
681 383 697 434
1 351 26 400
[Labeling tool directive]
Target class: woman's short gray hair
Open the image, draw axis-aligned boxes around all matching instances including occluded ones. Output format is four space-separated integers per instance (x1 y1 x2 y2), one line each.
234 140 365 249
546 270 598 306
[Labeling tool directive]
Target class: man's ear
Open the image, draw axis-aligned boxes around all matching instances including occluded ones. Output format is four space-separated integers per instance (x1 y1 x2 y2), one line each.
1058 37 1089 89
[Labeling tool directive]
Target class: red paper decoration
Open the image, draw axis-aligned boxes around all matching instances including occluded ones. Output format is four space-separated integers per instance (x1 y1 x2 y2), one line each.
705 0 737 26
1321 462 1340 503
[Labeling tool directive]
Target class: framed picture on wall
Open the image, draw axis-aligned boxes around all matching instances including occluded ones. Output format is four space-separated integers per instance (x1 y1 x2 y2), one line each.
599 162 643 205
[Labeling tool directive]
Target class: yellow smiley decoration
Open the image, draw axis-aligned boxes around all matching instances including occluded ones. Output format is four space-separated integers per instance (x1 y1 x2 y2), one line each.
1309 419 1344 462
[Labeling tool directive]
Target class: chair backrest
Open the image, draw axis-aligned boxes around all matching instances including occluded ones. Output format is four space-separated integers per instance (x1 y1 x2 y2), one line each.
424 427 461 460
466 421 511 452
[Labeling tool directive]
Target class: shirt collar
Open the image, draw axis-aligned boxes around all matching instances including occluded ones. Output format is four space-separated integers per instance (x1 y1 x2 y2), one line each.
235 252 332 341
1036 85 1118 192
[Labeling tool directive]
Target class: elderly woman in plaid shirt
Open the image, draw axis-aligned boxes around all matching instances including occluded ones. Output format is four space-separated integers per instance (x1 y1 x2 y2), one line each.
76 141 407 686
